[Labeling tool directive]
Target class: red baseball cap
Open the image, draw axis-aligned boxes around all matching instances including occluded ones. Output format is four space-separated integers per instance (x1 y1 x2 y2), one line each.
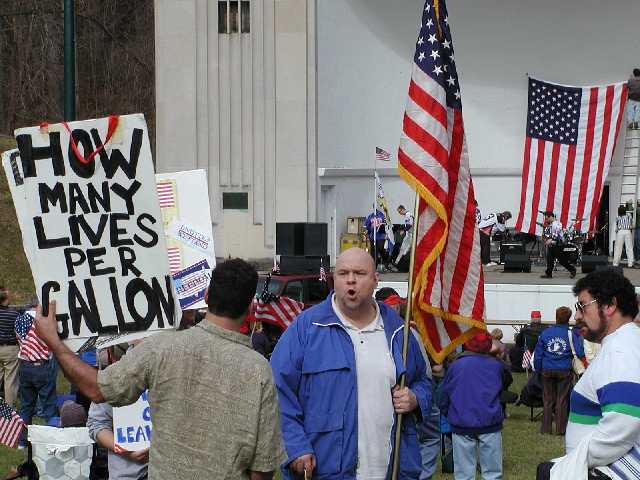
383 294 407 306
530 310 541 318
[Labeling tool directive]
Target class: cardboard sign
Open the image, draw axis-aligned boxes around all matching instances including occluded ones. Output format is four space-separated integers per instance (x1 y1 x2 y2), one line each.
155 170 215 310
2 114 180 349
113 391 151 451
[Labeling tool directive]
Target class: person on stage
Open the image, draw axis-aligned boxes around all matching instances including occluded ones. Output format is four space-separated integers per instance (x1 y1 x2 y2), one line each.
613 204 634 268
540 211 577 279
478 211 512 266
366 207 394 272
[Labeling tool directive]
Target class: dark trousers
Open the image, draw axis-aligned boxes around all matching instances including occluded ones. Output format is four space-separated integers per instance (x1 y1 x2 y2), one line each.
545 244 576 276
541 369 573 435
480 232 491 264
19 359 58 442
537 462 612 480
369 239 389 267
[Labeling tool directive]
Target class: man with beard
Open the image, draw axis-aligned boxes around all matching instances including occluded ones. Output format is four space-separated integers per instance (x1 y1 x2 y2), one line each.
537 268 640 479
270 247 431 479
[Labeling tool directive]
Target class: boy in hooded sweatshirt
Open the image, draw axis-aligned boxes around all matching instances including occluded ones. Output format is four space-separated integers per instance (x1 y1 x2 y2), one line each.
440 332 512 480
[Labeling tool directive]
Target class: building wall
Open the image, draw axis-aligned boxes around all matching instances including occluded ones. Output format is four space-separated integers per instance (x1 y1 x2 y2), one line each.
154 0 316 260
317 0 639 257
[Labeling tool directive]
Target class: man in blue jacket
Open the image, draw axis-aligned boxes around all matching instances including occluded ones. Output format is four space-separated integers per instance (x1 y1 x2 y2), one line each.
533 306 586 435
270 247 431 479
439 332 512 480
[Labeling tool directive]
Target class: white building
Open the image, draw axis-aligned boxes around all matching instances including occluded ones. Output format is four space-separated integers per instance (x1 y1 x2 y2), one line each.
154 0 640 263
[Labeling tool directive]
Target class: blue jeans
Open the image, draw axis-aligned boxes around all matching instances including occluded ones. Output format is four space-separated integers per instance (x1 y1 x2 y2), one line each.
417 402 441 479
452 431 503 480
19 359 58 430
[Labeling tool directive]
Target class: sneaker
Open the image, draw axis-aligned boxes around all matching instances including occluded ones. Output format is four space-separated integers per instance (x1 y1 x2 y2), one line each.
485 262 498 267
570 270 577 279
540 273 552 279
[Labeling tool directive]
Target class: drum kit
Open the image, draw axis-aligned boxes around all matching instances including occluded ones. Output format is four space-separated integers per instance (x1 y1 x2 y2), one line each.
551 217 607 265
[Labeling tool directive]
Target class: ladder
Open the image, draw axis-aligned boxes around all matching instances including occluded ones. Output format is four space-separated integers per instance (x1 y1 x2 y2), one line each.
620 128 640 207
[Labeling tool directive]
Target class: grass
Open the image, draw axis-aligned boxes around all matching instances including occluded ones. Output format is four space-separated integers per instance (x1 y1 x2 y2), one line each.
0 135 35 304
0 372 563 478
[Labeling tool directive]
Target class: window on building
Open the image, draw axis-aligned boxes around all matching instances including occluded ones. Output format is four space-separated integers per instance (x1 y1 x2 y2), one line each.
218 1 250 34
222 192 249 210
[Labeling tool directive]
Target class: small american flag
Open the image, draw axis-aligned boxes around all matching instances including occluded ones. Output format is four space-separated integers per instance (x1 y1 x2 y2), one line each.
319 262 327 283
522 348 533 370
516 78 628 235
0 400 25 448
15 312 49 362
156 181 176 208
375 146 391 161
167 246 182 274
272 256 280 273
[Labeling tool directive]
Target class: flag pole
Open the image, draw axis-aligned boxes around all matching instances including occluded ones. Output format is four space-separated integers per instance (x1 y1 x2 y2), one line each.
391 191 421 480
373 151 378 268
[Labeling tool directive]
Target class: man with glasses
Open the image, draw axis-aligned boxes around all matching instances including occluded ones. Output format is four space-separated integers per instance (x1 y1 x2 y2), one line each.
537 268 640 479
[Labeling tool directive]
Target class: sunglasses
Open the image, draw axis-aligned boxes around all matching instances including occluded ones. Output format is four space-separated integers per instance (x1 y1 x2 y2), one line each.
575 299 597 312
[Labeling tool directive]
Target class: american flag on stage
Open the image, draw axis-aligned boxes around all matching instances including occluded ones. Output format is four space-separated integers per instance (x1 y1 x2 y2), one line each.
376 146 391 161
397 0 485 363
156 181 176 208
515 77 628 235
0 400 25 448
15 312 49 362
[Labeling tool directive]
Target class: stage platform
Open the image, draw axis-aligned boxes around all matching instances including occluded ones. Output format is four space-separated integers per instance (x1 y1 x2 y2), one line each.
379 262 640 286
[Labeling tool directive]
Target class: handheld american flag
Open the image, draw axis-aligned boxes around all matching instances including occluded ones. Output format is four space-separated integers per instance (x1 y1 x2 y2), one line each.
515 78 628 235
15 312 50 362
398 0 485 363
0 400 25 448
252 275 304 330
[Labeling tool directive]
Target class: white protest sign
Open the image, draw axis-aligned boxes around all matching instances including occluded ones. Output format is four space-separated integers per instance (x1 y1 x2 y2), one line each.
2 114 180 349
155 170 215 310
113 391 151 451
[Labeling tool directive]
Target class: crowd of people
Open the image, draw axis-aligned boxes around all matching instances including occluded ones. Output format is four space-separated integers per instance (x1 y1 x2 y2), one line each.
1 250 639 479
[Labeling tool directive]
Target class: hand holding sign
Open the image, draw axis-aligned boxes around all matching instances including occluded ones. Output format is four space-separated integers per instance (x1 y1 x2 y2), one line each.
34 301 61 349
122 447 149 464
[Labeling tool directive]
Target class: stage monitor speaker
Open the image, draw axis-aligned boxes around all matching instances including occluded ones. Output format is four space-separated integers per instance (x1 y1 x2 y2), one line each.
276 223 328 256
279 255 330 274
503 253 531 272
500 242 525 264
581 255 609 273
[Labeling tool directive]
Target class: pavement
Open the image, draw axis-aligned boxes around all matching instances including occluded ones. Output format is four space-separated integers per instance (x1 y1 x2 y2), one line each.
378 261 640 286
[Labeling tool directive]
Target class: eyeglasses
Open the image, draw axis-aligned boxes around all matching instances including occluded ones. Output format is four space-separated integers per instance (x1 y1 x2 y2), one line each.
575 299 597 312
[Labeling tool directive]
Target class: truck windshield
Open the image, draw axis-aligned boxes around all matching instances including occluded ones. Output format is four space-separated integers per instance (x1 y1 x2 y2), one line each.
256 277 283 297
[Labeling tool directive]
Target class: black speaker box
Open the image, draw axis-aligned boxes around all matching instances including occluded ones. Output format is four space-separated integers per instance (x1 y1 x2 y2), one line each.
581 255 609 274
503 253 531 272
279 255 330 274
500 242 525 264
276 223 328 256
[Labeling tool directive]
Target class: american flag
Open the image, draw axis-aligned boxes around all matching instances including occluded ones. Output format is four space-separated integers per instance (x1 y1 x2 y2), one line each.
522 347 533 370
252 276 304 330
156 181 176 208
0 400 25 448
15 312 49 362
167 246 182 274
397 0 485 363
319 261 327 283
376 146 391 161
515 78 628 235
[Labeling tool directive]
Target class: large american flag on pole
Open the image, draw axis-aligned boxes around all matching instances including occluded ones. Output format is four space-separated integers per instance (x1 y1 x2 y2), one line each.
515 78 628 235
398 0 485 363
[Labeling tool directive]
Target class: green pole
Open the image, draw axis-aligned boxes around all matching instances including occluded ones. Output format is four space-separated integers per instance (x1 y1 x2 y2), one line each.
63 0 76 121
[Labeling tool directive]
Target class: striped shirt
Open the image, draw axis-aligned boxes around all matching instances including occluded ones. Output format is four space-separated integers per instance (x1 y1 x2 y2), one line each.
616 214 634 232
566 323 640 472
0 306 18 345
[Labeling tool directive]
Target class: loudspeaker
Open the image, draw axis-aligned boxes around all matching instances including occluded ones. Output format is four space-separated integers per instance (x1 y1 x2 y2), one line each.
279 255 330 274
500 242 525 264
581 255 609 273
503 253 531 272
276 223 328 256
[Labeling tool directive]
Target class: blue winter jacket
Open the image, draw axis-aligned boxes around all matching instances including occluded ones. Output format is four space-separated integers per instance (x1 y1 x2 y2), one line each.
439 352 511 435
533 324 585 371
270 297 432 480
